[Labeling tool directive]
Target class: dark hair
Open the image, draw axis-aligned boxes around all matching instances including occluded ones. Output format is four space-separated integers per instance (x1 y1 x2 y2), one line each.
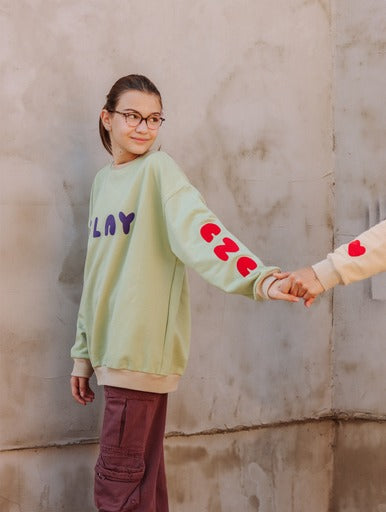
99 74 163 155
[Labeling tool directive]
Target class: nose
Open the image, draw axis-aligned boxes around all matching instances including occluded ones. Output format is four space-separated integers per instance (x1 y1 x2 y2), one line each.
135 119 148 133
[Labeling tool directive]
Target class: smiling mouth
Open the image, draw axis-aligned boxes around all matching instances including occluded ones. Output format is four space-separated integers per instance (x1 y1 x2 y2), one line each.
131 137 150 142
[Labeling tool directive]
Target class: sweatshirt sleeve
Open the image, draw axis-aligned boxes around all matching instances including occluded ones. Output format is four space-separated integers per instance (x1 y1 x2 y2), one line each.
163 184 280 300
70 180 96 375
312 219 386 290
71 297 92 362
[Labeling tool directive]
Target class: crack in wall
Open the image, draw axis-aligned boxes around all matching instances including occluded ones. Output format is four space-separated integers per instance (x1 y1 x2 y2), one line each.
1 414 385 454
0 437 99 454
166 412 386 439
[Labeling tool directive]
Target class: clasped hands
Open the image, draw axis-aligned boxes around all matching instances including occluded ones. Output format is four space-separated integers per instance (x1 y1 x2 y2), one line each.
267 266 324 307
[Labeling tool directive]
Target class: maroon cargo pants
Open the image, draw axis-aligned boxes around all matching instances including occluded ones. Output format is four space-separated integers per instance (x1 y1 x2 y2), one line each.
95 386 169 512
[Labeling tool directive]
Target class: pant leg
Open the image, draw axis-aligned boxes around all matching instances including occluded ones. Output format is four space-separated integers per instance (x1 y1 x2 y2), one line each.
155 444 169 510
95 386 169 512
143 394 169 511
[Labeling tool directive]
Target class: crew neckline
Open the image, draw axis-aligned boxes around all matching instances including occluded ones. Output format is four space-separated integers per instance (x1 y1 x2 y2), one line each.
110 151 155 171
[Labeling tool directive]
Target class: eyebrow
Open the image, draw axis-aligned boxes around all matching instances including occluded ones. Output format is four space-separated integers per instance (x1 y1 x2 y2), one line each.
120 108 162 115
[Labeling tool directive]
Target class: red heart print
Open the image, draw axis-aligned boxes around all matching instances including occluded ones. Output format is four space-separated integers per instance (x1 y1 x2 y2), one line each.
348 240 366 257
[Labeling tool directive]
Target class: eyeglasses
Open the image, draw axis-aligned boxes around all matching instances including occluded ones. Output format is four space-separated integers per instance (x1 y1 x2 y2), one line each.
108 109 165 130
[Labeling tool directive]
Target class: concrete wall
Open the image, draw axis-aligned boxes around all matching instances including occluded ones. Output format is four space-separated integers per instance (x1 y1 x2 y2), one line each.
330 2 386 510
0 1 384 511
333 0 386 416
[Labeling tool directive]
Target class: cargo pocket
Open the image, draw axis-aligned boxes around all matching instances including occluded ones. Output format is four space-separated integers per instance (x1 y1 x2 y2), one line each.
94 451 145 512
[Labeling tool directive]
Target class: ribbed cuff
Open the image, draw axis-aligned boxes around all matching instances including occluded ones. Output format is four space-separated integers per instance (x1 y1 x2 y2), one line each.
312 259 342 291
71 358 94 378
256 276 277 300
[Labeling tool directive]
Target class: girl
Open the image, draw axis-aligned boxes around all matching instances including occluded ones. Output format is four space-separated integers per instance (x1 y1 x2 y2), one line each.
70 74 298 512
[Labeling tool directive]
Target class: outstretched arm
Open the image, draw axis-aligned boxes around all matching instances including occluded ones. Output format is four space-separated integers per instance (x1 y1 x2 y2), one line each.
312 219 386 289
273 219 386 306
164 184 299 302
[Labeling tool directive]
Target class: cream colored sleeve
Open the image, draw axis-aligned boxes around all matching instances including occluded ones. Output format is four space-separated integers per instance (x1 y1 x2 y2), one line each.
312 220 386 290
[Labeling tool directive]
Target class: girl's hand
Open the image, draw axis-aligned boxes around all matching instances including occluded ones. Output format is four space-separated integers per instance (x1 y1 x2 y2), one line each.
273 267 324 307
267 274 300 303
71 376 95 406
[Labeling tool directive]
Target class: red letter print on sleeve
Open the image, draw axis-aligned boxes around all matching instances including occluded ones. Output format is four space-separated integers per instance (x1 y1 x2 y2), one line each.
348 240 366 257
214 238 240 261
200 223 221 242
200 222 258 277
236 256 258 277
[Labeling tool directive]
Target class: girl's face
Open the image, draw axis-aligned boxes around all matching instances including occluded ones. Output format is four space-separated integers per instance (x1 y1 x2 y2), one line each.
101 90 162 165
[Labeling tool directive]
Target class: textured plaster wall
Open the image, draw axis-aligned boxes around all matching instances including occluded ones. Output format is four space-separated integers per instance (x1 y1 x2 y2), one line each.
0 423 334 512
0 0 333 449
328 2 386 510
331 422 386 511
0 0 384 511
0 0 333 442
333 0 386 417
165 422 335 512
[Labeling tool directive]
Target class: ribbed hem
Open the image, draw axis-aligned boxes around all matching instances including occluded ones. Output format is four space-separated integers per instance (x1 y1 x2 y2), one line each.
94 367 180 393
312 259 342 291
71 358 94 378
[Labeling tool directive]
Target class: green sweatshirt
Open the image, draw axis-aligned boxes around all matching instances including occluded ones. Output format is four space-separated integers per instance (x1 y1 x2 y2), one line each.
71 151 279 392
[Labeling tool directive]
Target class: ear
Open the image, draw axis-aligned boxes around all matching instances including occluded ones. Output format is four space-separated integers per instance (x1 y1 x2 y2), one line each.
100 109 112 131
